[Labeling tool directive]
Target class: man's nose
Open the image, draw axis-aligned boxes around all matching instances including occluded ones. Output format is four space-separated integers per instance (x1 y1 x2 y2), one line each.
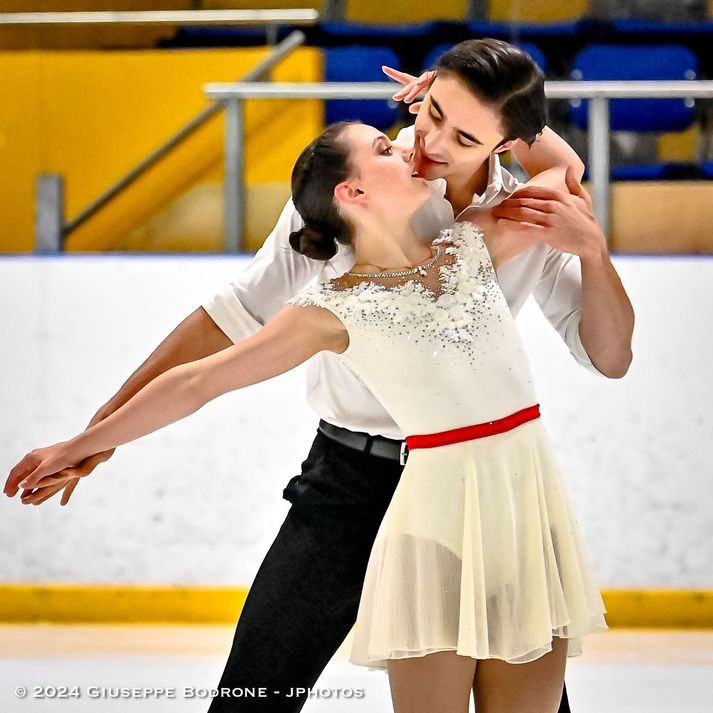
424 130 446 157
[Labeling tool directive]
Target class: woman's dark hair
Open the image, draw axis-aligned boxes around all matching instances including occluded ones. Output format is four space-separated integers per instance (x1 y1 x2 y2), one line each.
434 38 547 146
289 120 359 260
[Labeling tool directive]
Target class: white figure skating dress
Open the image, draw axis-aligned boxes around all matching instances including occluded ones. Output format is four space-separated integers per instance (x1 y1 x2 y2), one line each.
289 221 608 670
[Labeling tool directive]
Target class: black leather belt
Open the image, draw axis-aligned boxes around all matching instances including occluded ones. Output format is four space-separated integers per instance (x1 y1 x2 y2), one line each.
318 420 406 463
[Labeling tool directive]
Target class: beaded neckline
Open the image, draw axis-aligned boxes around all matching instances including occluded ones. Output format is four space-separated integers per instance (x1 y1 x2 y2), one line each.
346 246 443 279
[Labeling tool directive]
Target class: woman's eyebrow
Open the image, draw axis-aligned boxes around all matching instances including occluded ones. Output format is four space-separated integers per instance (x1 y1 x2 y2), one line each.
430 96 483 145
371 134 389 150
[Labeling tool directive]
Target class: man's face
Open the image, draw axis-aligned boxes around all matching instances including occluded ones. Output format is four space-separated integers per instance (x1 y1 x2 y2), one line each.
412 73 509 184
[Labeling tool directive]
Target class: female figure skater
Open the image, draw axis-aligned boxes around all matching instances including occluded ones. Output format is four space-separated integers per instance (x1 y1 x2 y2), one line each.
8 39 636 713
7 119 609 712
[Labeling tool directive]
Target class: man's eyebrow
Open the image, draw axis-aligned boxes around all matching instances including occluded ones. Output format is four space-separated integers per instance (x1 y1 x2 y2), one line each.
430 95 483 145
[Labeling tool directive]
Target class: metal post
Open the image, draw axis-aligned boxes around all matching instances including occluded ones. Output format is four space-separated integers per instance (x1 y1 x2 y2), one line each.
35 173 65 253
588 96 611 236
321 0 346 21
224 98 245 253
466 0 489 20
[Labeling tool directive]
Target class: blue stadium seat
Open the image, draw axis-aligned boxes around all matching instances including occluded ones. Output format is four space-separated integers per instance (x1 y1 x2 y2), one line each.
519 42 547 74
421 43 451 72
570 44 698 181
570 44 698 132
421 41 546 74
701 162 713 180
324 46 401 129
320 21 437 41
611 19 713 39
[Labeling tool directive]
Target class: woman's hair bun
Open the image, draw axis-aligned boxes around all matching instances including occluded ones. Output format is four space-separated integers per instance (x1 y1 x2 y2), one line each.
288 224 338 260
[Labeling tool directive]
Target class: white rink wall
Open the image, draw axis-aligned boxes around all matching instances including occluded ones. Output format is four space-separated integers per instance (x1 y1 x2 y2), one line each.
0 254 711 588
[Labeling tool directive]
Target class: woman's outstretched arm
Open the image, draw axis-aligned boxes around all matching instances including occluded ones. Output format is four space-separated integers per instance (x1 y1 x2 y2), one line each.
4 305 346 496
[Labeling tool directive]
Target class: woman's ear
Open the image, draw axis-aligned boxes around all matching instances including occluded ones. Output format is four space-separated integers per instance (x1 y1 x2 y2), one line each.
334 181 366 206
493 139 516 154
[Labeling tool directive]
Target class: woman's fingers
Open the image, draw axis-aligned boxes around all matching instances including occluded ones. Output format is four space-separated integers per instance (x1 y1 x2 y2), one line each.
408 101 424 115
20 453 105 492
15 450 109 505
5 453 38 495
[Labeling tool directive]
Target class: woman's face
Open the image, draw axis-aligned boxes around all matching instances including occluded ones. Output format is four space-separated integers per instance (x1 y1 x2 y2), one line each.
412 73 508 183
338 123 432 217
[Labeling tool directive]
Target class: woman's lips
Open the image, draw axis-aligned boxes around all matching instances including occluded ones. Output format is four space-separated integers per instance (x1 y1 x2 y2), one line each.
413 153 447 176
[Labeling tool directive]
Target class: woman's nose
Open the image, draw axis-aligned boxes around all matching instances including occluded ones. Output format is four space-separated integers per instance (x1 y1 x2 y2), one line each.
400 146 414 164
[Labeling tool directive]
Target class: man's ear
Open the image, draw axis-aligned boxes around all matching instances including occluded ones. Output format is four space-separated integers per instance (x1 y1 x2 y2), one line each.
334 181 366 206
493 139 517 154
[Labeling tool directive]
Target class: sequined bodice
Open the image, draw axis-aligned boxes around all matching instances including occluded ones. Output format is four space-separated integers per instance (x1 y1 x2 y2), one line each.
289 221 538 434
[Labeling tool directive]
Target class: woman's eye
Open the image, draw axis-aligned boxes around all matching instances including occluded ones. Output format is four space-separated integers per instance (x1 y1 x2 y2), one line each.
457 138 474 148
381 146 393 156
429 111 441 122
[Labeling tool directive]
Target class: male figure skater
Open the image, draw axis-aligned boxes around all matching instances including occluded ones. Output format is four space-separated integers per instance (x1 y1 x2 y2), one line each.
8 40 634 712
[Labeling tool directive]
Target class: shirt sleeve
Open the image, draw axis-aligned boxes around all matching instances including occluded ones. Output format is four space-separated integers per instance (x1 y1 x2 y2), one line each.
532 247 607 378
201 198 332 344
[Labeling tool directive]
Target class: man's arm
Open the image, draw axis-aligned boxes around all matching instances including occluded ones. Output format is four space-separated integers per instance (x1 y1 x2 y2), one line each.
492 169 634 378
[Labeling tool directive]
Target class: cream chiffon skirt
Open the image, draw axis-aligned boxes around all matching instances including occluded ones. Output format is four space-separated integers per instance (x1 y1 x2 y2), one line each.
349 417 608 671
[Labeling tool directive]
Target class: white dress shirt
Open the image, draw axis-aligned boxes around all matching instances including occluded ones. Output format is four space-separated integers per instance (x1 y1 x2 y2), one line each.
202 126 605 439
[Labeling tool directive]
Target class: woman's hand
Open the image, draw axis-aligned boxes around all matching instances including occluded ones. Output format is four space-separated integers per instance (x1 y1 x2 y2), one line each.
382 66 436 115
7 406 117 507
4 441 85 504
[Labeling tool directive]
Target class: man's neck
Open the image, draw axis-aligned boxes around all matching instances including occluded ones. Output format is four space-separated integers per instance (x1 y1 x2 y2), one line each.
445 158 491 217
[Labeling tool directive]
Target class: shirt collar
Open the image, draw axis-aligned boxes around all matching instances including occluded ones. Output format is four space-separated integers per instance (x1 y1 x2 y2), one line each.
457 152 520 215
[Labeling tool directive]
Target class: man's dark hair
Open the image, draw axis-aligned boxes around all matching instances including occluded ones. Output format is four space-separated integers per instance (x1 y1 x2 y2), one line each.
434 38 547 146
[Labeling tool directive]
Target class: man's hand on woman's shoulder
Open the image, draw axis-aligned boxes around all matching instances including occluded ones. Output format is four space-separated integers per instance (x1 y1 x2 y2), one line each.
491 166 608 261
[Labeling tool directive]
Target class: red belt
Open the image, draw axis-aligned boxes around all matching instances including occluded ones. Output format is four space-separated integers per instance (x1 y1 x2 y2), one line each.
400 404 541 465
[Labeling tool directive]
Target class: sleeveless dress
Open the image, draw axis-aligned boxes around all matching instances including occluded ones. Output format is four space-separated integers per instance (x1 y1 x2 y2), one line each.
288 221 608 671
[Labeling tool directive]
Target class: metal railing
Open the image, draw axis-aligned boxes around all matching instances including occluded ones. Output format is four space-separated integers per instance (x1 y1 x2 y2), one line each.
0 8 318 45
0 9 319 27
33 30 308 253
204 79 713 249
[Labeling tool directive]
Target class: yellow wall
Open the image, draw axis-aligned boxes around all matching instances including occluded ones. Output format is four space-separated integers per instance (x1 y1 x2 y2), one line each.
0 47 322 252
488 0 588 22
346 0 468 23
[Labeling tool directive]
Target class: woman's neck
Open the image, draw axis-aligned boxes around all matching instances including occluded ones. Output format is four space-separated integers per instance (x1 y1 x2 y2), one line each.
350 214 432 273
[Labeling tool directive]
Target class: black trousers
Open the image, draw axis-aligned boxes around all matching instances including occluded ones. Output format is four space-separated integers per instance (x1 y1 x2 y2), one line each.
207 429 572 712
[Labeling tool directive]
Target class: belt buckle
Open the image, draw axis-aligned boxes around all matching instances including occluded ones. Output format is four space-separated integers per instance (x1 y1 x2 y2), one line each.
399 441 409 466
